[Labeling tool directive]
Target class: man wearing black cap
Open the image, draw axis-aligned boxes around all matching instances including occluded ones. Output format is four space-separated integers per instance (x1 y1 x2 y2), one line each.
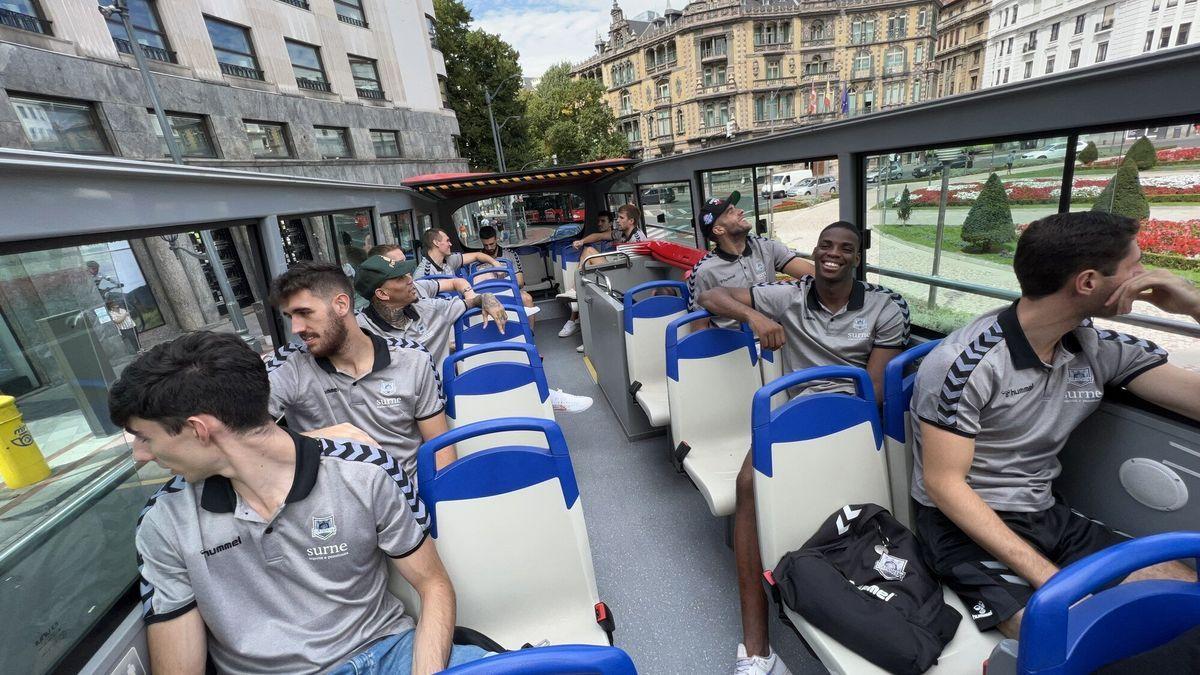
687 191 814 326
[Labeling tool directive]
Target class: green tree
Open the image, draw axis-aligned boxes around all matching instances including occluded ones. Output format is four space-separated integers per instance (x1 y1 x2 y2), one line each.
1091 156 1150 220
1126 135 1158 170
960 173 1015 253
433 0 530 170
896 186 913 224
1078 141 1099 166
524 63 626 165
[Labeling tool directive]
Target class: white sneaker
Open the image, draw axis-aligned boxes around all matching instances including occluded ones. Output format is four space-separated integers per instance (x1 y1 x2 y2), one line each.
548 388 592 413
525 305 541 317
558 319 579 337
556 288 577 301
576 344 585 353
734 644 791 675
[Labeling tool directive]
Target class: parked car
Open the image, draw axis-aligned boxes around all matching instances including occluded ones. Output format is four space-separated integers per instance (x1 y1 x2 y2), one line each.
641 187 676 204
1021 140 1088 161
911 162 942 178
760 170 813 199
790 175 838 196
866 165 904 183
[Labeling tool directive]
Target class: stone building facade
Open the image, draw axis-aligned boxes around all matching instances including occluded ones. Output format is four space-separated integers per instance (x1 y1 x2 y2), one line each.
935 0 991 96
572 0 937 158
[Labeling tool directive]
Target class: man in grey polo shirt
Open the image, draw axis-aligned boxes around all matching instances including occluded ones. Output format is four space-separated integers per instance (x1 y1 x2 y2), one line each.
266 261 456 476
911 212 1200 639
699 221 910 675
687 191 814 327
415 228 499 280
109 331 487 674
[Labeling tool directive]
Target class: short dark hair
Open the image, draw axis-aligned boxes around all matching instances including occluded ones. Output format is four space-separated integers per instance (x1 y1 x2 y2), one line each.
1014 212 1140 297
597 210 614 221
108 331 272 434
268 261 352 306
818 221 861 248
367 243 402 257
478 225 497 240
420 227 447 251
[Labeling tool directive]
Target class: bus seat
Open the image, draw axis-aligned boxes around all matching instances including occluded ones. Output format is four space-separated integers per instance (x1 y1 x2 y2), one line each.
470 265 517 289
665 310 761 517
441 645 637 674
561 246 581 295
758 346 787 409
1017 532 1200 675
414 418 614 649
881 340 942 530
454 303 536 371
622 281 689 427
443 344 553 456
753 366 999 674
472 278 521 302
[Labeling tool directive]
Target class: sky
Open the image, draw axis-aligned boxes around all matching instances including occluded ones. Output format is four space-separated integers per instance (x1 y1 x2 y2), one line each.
465 0 669 77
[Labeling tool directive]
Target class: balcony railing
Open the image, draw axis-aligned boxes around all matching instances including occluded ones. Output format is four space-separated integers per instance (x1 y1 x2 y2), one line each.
1095 19 1114 32
219 62 264 80
279 0 310 9
700 48 728 61
755 117 795 127
0 7 51 34
754 40 792 52
801 34 834 47
357 87 385 100
851 68 874 80
654 94 672 106
850 33 877 45
1022 42 1037 52
337 14 368 28
883 66 909 78
113 37 177 64
887 30 908 40
296 77 332 93
803 65 835 78
645 58 677 74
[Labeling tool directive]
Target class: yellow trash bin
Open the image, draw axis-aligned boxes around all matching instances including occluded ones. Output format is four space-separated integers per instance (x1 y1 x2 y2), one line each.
0 395 52 489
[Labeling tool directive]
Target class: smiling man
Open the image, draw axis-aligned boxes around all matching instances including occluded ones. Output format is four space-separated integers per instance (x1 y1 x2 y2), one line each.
414 228 499 279
698 221 911 675
266 261 456 477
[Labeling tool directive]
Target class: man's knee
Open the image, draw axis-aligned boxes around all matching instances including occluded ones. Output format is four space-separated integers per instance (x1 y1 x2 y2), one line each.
1126 560 1197 583
998 609 1023 640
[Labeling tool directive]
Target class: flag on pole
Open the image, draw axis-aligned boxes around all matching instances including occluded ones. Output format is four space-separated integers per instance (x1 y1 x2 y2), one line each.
808 81 817 114
841 83 850 114
823 81 832 112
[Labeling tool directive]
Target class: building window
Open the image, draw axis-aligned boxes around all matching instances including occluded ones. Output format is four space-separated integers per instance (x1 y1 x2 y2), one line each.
654 109 671 137
437 75 449 108
700 36 727 59
1012 4 1018 20
914 43 925 63
701 100 730 128
610 60 634 86
702 63 727 87
675 108 684 134
149 111 216 158
244 120 291 158
204 16 262 80
645 41 677 71
334 0 367 28
1003 67 1010 83
754 92 793 121
619 89 632 114
1167 0 1178 6
1069 48 1080 68
1045 54 1056 73
286 39 330 92
0 0 52 35
656 80 670 101
1024 61 1033 78
1074 14 1085 34
884 46 906 75
426 14 438 50
973 49 981 65
853 52 872 77
10 94 109 154
1145 30 1155 51
753 20 791 46
765 59 781 80
807 19 832 42
887 14 907 40
370 129 401 157
850 18 876 44
882 81 905 106
1099 4 1115 30
103 0 176 63
314 126 351 159
1095 41 1108 62
917 8 928 28
1160 26 1172 48
912 79 923 101
1179 23 1191 45
1027 29 1038 50
349 55 384 99
1050 22 1060 41
620 119 640 144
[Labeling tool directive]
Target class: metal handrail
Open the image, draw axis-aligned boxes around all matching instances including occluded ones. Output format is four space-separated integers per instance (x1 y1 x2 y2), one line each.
580 250 633 273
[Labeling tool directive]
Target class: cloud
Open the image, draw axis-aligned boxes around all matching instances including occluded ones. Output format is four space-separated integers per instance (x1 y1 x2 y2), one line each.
466 0 671 76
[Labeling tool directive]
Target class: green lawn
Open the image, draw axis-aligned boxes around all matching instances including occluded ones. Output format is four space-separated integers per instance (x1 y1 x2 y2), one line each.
1009 162 1200 180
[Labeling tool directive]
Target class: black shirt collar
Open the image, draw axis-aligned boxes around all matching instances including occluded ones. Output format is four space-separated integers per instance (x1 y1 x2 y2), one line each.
315 329 392 375
199 429 322 513
713 239 753 262
997 301 1082 370
806 278 866 313
422 252 446 272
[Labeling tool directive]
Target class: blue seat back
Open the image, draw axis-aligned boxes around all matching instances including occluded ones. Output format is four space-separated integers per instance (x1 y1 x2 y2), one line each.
473 279 522 299
470 265 517 286
1019 532 1200 674
443 342 541 388
665 309 758 382
441 645 636 674
882 339 942 443
454 301 535 347
621 280 689 336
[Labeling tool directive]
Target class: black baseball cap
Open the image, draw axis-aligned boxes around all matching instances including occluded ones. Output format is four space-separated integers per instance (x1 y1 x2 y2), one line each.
699 190 741 240
354 255 418 299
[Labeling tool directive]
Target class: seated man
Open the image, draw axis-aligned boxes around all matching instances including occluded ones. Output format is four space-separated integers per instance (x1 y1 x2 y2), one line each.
557 210 613 338
367 243 477 301
688 191 814 329
415 228 499 280
266 261 455 477
911 211 1199 638
111 331 487 674
477 225 538 321
699 222 910 675
355 255 593 414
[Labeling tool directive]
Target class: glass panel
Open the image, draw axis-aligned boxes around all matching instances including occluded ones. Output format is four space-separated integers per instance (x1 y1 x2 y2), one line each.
205 17 257 69
244 121 290 158
331 212 375 308
102 0 168 49
150 112 217 158
10 96 109 155
350 58 381 89
278 215 336 266
638 181 695 245
371 130 400 158
334 0 364 22
382 211 416 257
749 160 840 251
701 168 758 232
286 40 325 81
0 225 272 674
314 127 351 159
864 138 1067 332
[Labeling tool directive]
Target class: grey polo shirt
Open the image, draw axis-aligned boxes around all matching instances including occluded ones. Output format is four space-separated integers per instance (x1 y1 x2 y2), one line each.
414 278 442 299
910 303 1168 512
135 430 427 674
356 298 467 372
750 276 910 396
265 331 445 477
688 236 800 327
487 245 524 276
414 252 464 279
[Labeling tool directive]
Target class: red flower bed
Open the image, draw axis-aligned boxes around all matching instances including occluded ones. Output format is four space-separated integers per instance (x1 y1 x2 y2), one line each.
1138 219 1200 257
1096 146 1200 166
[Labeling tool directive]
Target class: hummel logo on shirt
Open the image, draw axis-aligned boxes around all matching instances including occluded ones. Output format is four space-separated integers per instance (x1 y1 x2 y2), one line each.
201 536 242 558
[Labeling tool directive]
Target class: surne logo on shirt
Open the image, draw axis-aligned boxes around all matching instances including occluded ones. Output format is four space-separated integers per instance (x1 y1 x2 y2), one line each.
1065 367 1103 402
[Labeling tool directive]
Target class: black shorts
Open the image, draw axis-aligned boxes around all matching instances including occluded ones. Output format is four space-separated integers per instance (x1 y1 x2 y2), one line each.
914 499 1127 630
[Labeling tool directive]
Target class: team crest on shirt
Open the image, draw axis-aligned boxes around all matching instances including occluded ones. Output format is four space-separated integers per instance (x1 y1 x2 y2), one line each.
853 317 868 331
753 259 765 273
380 380 397 396
311 514 337 540
1067 367 1095 388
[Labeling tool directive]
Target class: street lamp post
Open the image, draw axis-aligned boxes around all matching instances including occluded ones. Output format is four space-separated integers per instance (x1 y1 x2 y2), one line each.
100 0 256 350
484 74 522 172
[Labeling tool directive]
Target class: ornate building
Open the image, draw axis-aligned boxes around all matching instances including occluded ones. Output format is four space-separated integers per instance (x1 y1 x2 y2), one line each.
935 0 991 96
572 0 937 157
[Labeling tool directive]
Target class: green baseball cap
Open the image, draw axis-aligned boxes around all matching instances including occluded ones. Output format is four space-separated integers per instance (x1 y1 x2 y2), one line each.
354 255 418 299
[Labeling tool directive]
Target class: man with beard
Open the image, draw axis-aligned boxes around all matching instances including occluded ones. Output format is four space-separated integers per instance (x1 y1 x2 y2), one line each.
266 261 456 477
414 228 499 280
910 212 1200 639
477 225 538 321
699 221 910 675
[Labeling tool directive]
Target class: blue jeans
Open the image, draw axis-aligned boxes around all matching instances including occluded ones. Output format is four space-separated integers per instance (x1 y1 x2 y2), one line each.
330 630 490 674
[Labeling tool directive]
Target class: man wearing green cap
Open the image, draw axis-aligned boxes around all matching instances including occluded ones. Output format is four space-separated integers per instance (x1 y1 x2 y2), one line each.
354 255 507 369
686 191 814 327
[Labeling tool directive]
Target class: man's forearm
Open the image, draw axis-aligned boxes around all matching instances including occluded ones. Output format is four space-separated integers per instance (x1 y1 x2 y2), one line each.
410 578 456 675
932 480 1058 588
698 288 761 324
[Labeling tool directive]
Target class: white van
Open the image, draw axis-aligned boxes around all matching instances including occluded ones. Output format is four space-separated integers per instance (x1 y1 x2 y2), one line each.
760 169 814 199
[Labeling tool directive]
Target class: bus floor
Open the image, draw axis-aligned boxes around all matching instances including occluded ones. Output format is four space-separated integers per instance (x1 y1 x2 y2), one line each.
532 321 828 675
